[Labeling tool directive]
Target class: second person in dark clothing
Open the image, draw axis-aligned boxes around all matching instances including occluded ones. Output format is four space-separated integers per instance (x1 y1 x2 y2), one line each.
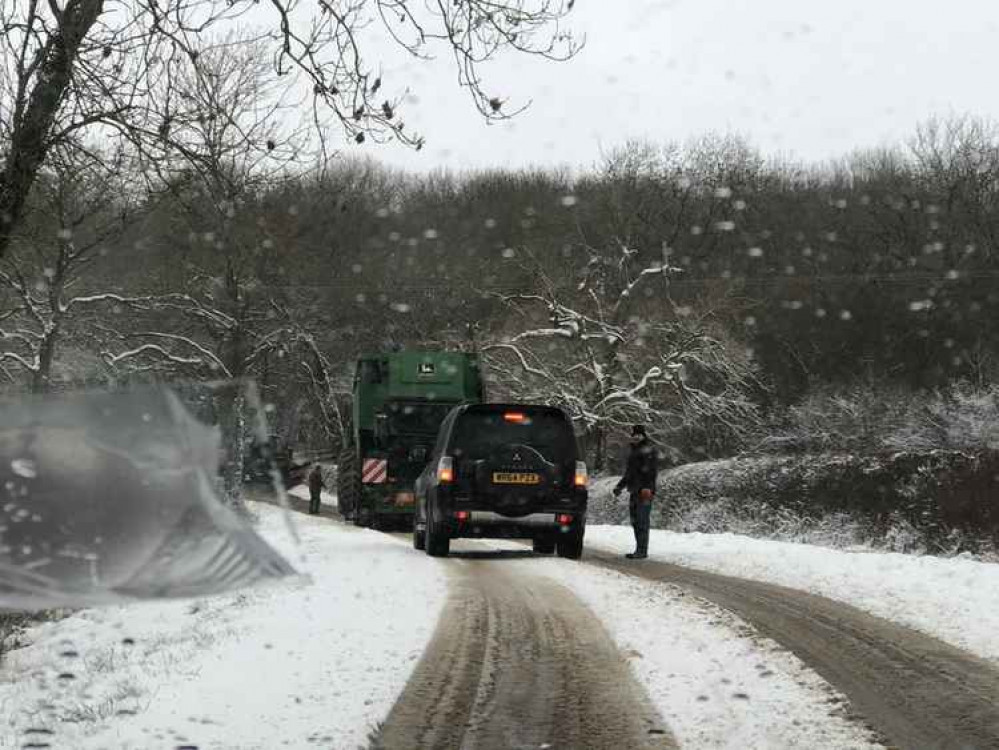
613 424 658 559
308 463 325 515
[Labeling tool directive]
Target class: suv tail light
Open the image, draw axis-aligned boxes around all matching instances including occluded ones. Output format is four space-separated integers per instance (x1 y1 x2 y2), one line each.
437 456 454 483
557 513 573 525
573 461 588 488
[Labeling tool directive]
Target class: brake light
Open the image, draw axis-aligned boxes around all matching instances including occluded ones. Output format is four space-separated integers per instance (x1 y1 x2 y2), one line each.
437 456 454 483
503 412 526 423
455 510 470 521
557 513 573 525
573 461 588 488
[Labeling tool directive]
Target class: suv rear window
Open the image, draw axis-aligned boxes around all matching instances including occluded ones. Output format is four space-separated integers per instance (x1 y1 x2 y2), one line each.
450 406 577 463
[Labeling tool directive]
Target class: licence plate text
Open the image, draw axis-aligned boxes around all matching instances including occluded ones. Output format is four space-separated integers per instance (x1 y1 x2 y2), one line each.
492 472 540 485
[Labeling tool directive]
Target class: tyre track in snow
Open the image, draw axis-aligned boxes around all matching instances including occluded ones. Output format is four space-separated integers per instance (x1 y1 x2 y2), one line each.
373 551 676 750
587 549 999 750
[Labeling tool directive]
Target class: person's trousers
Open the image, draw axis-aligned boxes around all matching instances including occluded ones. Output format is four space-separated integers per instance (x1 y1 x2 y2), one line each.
309 492 321 514
629 494 652 553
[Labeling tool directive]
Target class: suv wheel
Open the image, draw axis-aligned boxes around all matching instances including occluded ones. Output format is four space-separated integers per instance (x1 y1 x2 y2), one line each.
532 537 556 554
425 505 450 558
556 524 585 560
413 512 426 551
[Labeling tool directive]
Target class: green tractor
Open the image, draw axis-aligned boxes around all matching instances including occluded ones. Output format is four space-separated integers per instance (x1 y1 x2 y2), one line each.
337 351 484 528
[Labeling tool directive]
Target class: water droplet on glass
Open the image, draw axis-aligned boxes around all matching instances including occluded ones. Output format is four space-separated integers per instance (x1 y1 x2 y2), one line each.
11 459 37 479
714 220 736 232
560 195 578 207
714 186 732 199
748 247 764 258
423 228 438 240
501 248 516 259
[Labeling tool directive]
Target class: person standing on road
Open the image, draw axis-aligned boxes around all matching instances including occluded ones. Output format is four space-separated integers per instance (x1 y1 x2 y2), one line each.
308 463 325 515
612 424 658 559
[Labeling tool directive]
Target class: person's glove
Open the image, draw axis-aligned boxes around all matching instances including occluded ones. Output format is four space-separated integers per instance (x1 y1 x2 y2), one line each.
612 485 622 497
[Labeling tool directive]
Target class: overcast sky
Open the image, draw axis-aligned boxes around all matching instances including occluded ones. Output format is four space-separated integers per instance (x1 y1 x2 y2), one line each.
333 0 999 174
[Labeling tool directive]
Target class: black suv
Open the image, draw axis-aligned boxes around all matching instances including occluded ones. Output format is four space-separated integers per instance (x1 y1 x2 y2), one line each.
413 403 587 558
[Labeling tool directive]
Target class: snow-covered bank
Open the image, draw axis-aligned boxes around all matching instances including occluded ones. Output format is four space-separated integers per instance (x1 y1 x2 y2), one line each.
0 504 446 750
585 525 999 663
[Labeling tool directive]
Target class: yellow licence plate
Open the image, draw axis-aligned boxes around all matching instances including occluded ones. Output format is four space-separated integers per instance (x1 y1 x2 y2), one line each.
492 472 541 485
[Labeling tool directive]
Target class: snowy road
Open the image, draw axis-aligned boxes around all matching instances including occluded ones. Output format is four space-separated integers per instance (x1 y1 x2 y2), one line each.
374 552 675 750
370 525 999 750
4 499 998 749
586 549 999 750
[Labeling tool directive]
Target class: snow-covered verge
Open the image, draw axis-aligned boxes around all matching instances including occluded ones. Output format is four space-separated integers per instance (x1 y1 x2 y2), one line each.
494 549 883 749
584 525 999 664
587 449 999 558
0 503 446 750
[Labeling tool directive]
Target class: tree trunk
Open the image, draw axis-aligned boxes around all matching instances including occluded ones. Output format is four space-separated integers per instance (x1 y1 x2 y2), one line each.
31 330 58 394
218 317 247 508
0 0 106 259
217 384 246 508
590 423 607 473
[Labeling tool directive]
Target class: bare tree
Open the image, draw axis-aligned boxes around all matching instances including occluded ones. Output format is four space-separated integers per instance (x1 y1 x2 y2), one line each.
0 0 581 260
483 241 762 468
0 148 133 392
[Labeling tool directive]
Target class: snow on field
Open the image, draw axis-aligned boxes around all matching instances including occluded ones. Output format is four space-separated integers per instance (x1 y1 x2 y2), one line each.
585 525 999 663
485 549 885 750
0 503 446 750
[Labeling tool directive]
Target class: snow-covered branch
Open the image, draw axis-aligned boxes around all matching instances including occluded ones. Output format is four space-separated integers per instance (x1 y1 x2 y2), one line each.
124 332 233 377
102 344 205 370
0 351 38 372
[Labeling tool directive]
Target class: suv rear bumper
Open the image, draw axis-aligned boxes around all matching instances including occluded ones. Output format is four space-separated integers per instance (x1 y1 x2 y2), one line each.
444 508 586 539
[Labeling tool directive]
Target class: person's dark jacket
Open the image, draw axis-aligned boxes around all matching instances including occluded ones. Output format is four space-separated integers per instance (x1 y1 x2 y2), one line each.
614 439 658 496
308 467 325 494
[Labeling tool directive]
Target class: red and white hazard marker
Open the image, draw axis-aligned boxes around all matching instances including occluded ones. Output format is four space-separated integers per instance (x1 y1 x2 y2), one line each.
361 458 388 484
